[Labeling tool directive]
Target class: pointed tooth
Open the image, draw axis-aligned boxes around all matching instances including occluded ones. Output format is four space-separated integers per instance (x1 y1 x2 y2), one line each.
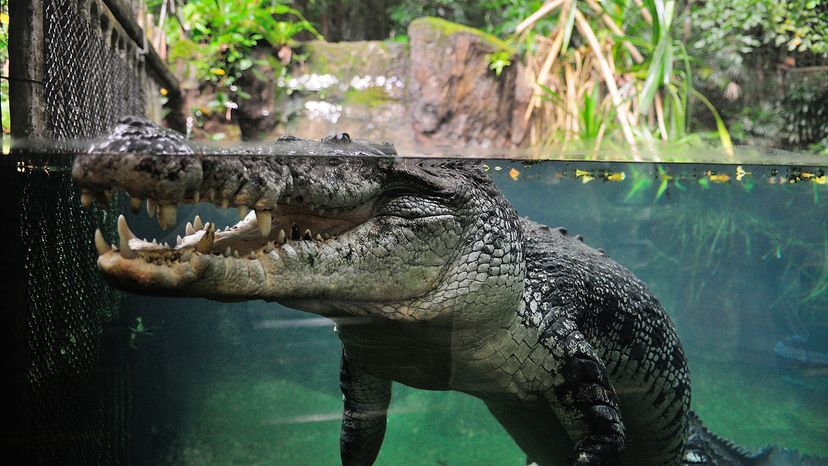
233 250 240 258
263 242 274 253
163 242 170 248
80 191 93 209
277 229 286 244
158 205 177 230
193 215 204 231
193 192 200 203
316 234 323 241
152 238 158 244
221 198 230 209
207 189 216 202
147 198 158 217
224 246 232 257
256 210 272 237
186 222 195 236
248 251 256 259
195 223 215 254
303 229 312 241
238 205 250 220
117 215 136 259
322 233 330 240
176 235 183 245
291 223 300 241
129 196 143 214
94 229 111 255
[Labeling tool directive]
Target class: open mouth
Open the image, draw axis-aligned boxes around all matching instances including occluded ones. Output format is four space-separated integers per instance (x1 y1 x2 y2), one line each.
94 196 375 263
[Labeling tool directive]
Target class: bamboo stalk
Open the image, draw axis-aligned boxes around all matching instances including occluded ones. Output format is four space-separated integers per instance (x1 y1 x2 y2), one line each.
585 0 645 63
654 92 668 141
523 27 565 124
574 9 638 155
516 0 566 36
633 0 653 25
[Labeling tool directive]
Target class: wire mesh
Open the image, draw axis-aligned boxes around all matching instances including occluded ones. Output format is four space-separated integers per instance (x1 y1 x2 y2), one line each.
18 0 166 463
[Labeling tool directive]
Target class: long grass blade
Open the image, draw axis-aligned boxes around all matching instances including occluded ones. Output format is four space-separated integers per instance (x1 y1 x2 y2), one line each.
690 88 734 157
574 9 639 155
515 0 565 35
561 0 579 54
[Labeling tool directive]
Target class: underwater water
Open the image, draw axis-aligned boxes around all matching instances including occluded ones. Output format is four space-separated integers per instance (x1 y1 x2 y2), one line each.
111 159 828 465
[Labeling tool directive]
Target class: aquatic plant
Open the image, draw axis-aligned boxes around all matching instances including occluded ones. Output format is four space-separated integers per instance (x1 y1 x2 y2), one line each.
619 169 828 339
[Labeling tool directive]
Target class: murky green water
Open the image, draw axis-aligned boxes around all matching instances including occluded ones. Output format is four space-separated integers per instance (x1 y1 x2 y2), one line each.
121 160 828 465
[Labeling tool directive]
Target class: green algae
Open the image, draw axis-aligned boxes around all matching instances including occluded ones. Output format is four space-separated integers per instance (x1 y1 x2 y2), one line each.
343 87 394 107
409 17 514 54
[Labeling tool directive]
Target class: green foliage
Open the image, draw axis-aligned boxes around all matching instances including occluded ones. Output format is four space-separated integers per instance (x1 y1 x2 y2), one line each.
164 0 321 116
1 0 8 135
485 49 513 77
691 0 828 56
388 0 541 37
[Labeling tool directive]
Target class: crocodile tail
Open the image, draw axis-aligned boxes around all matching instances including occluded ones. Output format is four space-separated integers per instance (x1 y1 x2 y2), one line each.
683 411 828 466
683 410 773 465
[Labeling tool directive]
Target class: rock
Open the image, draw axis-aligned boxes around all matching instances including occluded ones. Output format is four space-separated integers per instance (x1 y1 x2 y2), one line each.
408 17 527 149
236 45 280 141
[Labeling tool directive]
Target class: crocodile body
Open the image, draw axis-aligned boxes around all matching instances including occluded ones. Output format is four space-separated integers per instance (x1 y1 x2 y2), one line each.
72 118 822 466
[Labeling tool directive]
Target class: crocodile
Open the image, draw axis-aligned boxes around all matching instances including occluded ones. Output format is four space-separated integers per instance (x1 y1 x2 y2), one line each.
72 117 823 466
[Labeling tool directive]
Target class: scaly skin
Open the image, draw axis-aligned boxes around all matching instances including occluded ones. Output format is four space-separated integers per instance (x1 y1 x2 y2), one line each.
72 117 804 466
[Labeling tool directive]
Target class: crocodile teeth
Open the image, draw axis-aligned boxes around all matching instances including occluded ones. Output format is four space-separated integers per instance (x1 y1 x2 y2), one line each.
193 215 204 231
185 222 195 236
224 246 232 257
192 192 200 203
176 235 183 245
263 242 274 253
302 229 313 241
80 191 93 209
195 223 215 254
158 205 177 230
117 215 137 259
256 210 272 237
277 229 286 244
291 223 300 241
238 206 250 220
221 198 230 209
315 234 323 241
94 229 111 255
129 196 143 214
233 250 240 258
147 198 158 217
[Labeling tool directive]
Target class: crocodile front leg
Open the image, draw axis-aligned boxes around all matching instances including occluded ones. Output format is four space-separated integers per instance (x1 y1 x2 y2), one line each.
543 314 625 465
340 349 392 466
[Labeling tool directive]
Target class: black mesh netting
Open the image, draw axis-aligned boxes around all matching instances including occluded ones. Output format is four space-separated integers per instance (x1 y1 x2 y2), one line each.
19 0 161 464
44 0 146 139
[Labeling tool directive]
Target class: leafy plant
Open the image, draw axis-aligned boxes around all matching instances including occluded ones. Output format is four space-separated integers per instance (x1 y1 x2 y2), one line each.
1 0 8 136
161 0 321 124
516 0 732 156
486 49 513 76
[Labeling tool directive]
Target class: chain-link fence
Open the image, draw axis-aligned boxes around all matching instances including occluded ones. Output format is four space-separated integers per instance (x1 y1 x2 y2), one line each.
6 0 180 463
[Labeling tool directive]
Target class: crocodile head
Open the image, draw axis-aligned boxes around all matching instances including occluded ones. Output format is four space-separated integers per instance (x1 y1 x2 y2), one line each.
73 118 524 324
